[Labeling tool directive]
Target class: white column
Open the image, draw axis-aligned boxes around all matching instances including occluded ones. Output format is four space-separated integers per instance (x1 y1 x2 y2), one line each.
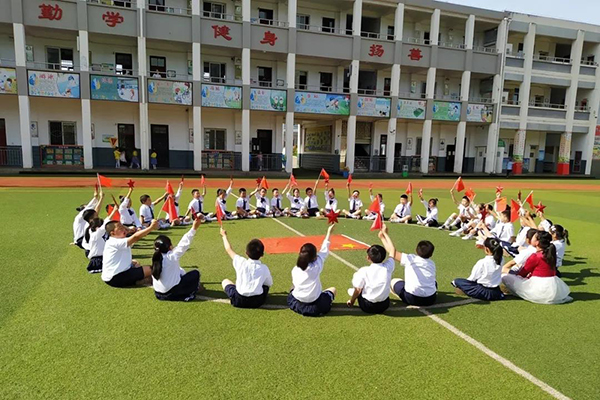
465 15 475 50
584 44 600 174
394 3 404 41
192 1 203 171
79 31 93 169
137 2 149 170
13 23 32 168
241 2 251 172
421 64 436 173
334 119 342 154
430 9 441 45
352 0 363 34
454 70 471 173
284 0 296 174
346 59 359 174
386 63 401 173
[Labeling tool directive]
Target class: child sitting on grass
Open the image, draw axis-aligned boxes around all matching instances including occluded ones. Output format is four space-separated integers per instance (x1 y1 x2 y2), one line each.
220 228 273 309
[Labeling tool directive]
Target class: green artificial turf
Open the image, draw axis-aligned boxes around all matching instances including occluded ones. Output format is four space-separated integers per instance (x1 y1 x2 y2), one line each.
0 180 599 399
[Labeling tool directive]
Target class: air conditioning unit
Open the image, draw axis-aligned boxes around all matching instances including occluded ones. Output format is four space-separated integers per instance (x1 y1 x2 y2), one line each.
506 43 513 54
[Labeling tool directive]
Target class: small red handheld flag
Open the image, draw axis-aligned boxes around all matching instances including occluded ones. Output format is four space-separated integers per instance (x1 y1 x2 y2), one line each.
165 181 175 195
370 213 383 231
180 175 185 183
534 202 547 214
200 175 206 186
465 188 476 201
320 168 330 182
347 174 352 184
510 199 521 223
126 179 135 189
495 197 507 213
290 174 298 187
215 201 225 226
259 176 269 189
161 195 178 222
107 204 121 222
524 192 534 209
406 182 413 194
368 182 373 190
453 177 465 192
97 174 112 187
368 197 381 214
496 186 504 195
326 211 340 225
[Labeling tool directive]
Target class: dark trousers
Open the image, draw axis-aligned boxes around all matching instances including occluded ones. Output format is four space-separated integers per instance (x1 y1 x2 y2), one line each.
155 270 201 302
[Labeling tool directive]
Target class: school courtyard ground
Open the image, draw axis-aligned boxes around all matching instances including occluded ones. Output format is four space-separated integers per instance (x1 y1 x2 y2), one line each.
0 175 599 400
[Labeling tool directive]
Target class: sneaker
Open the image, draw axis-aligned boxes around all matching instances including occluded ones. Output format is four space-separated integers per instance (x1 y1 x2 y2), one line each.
347 288 355 297
449 231 461 237
438 225 446 230
462 234 473 240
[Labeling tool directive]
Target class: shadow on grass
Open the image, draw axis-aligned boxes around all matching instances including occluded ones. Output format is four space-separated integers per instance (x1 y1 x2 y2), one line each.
561 268 600 286
569 291 600 302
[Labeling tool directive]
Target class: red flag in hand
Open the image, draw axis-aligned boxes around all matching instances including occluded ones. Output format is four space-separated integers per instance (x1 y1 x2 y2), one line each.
94 182 99 192
347 174 352 184
496 186 504 195
126 179 135 189
320 168 330 183
406 182 413 194
107 204 121 222
259 176 269 189
161 195 178 221
495 197 507 212
97 174 112 187
200 175 206 186
534 202 547 214
215 201 225 226
370 213 383 231
465 188 476 201
368 182 373 190
165 181 175 195
524 192 535 209
290 174 298 187
326 211 340 225
510 199 521 223
453 177 465 192
180 175 185 183
368 196 381 214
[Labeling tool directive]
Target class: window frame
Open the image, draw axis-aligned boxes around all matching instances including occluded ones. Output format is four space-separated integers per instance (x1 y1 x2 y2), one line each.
49 121 77 146
203 128 227 150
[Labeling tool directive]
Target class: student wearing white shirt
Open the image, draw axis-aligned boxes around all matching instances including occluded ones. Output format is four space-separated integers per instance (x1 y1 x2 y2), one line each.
347 224 396 314
216 179 236 219
251 186 271 217
168 181 191 226
186 187 209 220
152 218 203 301
321 183 338 216
304 187 320 217
503 229 538 273
457 204 496 240
235 188 255 219
390 193 413 224
84 206 118 273
72 188 102 250
139 193 170 229
342 183 363 219
220 228 273 308
451 238 505 301
119 187 142 229
270 187 285 217
389 230 438 306
550 225 570 271
364 189 385 221
478 209 515 246
101 220 158 287
439 189 474 231
288 225 337 317
286 187 307 218
415 191 439 227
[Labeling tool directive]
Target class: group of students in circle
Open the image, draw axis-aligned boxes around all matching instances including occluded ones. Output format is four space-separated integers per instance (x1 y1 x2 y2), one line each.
71 177 573 316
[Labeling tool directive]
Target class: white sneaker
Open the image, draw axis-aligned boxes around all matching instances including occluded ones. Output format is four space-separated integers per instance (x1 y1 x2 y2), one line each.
347 288 355 297
438 225 446 230
449 231 461 237
462 234 473 240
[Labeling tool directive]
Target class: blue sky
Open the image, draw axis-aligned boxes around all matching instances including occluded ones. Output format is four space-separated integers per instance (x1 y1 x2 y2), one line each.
445 0 600 25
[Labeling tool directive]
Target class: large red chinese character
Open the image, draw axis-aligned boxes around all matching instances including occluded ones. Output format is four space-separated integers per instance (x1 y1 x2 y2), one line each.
408 48 423 61
102 11 124 27
368 44 384 57
260 31 278 46
39 3 62 21
212 25 232 41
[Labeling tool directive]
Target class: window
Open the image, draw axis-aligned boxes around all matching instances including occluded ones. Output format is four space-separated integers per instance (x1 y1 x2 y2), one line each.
319 72 333 92
204 128 226 150
297 14 310 30
113 1 133 8
380 134 387 156
49 122 76 145
203 62 226 83
258 8 274 25
387 26 395 41
258 67 272 87
296 71 307 90
424 31 430 44
384 78 391 96
322 17 335 33
115 53 133 75
203 2 225 18
46 47 74 71
149 56 166 78
345 15 353 35
148 0 165 12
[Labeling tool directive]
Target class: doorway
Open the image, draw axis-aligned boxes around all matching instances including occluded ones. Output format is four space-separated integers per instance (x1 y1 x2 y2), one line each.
255 130 273 154
118 124 135 164
474 146 486 173
151 124 169 168
445 144 456 172
0 119 6 165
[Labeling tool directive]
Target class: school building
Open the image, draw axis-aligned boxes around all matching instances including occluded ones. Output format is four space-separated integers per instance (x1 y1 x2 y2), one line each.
0 0 599 176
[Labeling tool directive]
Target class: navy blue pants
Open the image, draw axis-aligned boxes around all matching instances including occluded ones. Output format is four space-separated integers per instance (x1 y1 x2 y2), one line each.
499 240 519 257
288 291 334 317
452 278 504 301
225 284 269 309
357 295 390 314
87 256 102 274
155 270 201 302
393 280 437 306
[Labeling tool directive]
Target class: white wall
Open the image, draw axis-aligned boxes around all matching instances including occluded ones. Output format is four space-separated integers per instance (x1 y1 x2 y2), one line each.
296 4 341 31
295 62 340 91
202 108 238 151
29 97 82 146
146 46 190 78
148 104 192 151
0 34 15 61
0 95 21 145
26 36 79 68
89 42 139 72
91 101 139 148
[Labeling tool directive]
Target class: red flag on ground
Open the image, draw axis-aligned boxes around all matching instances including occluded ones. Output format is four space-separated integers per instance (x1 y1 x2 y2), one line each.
465 188 476 201
320 168 330 181
368 197 381 214
259 176 269 189
107 204 121 222
453 177 465 192
406 182 413 194
524 191 534 209
347 174 352 184
215 201 225 226
161 195 178 221
495 197 507 212
165 181 175 195
510 199 521 223
290 174 298 187
370 213 383 231
97 174 112 187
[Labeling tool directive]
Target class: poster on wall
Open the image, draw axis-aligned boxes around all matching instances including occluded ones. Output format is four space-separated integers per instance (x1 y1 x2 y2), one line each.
91 75 139 102
28 70 80 98
357 96 391 117
0 68 17 94
40 145 84 167
250 88 286 111
201 84 242 109
467 104 493 123
148 79 192 105
397 99 426 120
304 126 332 153
594 125 600 160
432 101 461 121
294 92 350 115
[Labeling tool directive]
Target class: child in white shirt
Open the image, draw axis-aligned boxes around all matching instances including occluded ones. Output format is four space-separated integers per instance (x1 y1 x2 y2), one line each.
152 218 203 301
364 191 385 221
390 193 413 224
235 188 255 219
503 228 538 273
479 209 515 245
251 186 271 218
305 187 320 217
216 179 235 219
288 225 337 317
439 189 474 231
101 220 158 287
415 190 439 227
186 187 212 221
550 224 569 271
390 230 437 306
72 188 102 250
220 228 273 308
451 237 505 301
347 224 396 314
342 183 363 219
286 187 307 218
139 193 169 229
119 187 142 229
84 205 118 273
321 183 338 216
270 187 285 217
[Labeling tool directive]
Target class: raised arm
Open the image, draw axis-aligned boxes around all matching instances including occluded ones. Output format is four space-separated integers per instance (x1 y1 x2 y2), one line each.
127 220 158 246
93 192 105 214
249 185 260 197
106 200 118 221
312 177 320 193
220 228 237 260
409 192 413 206
152 192 168 206
377 224 396 260
346 182 351 198
201 183 207 197
172 217 202 260
450 189 458 206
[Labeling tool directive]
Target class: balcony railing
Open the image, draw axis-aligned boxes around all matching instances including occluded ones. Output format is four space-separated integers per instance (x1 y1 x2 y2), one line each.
502 99 521 106
406 37 430 45
0 147 23 168
580 58 598 66
27 62 79 72
297 24 348 35
360 31 385 40
533 54 571 64
87 0 136 8
202 12 239 21
203 77 243 85
506 51 525 59
473 46 498 53
202 150 237 170
250 153 283 171
91 64 137 76
528 101 566 109
435 94 460 101
575 105 590 111
354 156 386 172
439 42 466 49
0 59 16 67
146 1 191 15
393 156 428 173
250 18 288 28
148 70 190 80
294 84 336 92
398 92 427 99
470 97 494 104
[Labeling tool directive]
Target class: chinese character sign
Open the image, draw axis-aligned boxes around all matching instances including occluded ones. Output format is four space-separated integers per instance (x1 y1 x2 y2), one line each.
294 92 350 115
148 79 192 105
357 96 390 117
260 31 278 46
0 68 18 95
28 71 80 98
368 44 384 57
39 3 62 20
250 88 286 111
201 84 242 109
91 75 138 102
212 25 232 41
408 48 423 61
102 11 124 27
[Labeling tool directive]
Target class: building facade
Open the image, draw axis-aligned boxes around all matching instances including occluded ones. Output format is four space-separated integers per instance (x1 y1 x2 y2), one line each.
0 0 598 176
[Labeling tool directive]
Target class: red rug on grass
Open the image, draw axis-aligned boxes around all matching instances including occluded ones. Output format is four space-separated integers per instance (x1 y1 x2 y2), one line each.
261 234 369 254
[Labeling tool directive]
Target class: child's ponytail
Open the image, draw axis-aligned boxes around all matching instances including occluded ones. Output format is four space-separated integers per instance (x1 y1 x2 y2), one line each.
152 235 172 280
552 224 571 246
536 231 557 269
296 243 317 271
484 237 503 266
84 218 104 243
